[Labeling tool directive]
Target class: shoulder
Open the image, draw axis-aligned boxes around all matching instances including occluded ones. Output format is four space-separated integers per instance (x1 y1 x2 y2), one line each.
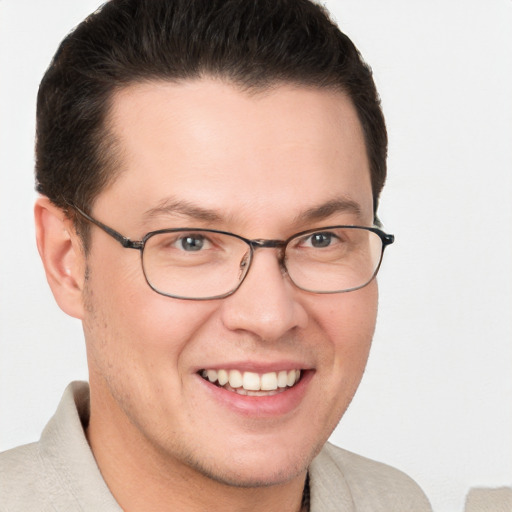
309 442 432 512
0 383 121 512
0 441 41 478
0 442 52 511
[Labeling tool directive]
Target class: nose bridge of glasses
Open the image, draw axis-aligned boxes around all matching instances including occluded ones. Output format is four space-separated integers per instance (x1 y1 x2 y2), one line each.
241 239 289 287
249 239 286 250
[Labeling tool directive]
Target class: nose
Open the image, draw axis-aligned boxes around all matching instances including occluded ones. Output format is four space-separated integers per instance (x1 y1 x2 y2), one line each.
220 249 308 340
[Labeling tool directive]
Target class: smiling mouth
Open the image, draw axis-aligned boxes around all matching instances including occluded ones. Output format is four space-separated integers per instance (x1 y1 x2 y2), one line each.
199 369 302 396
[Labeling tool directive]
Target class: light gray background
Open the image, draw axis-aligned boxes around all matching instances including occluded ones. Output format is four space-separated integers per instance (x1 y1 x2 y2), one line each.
1 1 511 511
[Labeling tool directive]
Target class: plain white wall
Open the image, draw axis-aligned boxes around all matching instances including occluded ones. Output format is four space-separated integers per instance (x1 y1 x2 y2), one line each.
1 2 511 512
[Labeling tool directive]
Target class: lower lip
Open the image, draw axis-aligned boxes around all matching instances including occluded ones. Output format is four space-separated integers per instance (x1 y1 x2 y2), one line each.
198 370 313 418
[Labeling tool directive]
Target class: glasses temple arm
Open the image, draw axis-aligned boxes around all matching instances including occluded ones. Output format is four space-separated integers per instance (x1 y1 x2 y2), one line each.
69 204 142 249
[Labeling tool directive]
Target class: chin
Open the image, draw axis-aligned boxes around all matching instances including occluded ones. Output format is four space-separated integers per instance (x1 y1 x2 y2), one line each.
181 438 316 488
198 460 306 488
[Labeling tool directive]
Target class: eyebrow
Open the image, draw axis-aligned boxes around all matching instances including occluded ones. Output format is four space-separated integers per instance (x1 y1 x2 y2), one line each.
294 197 364 223
143 199 223 223
142 196 364 226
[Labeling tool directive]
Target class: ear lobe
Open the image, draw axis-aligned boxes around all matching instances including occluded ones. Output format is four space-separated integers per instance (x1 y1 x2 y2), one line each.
34 196 86 319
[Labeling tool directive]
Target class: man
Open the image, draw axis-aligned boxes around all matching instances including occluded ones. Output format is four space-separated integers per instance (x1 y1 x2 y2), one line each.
0 0 432 510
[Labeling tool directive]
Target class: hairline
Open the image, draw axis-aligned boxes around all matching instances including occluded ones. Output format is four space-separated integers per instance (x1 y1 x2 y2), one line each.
82 74 363 212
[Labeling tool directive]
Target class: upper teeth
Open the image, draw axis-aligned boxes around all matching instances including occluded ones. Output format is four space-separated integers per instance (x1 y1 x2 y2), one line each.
201 369 301 391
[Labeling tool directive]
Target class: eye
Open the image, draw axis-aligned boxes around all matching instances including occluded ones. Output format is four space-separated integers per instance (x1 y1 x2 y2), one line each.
177 234 209 251
304 231 338 248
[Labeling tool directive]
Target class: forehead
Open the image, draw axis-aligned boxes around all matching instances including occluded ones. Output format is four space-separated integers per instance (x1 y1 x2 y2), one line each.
100 79 373 230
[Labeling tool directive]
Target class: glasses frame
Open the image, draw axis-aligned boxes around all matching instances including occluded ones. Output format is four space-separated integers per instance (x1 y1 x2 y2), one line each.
71 205 395 300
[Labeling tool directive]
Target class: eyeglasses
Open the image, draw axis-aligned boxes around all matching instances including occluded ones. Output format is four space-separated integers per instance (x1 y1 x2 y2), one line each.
71 205 394 300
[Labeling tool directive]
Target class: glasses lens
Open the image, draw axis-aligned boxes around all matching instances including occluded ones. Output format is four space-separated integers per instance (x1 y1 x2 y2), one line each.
285 227 384 293
141 226 385 299
142 230 251 299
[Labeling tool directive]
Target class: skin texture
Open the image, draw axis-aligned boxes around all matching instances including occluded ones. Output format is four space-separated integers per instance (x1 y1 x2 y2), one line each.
35 79 378 512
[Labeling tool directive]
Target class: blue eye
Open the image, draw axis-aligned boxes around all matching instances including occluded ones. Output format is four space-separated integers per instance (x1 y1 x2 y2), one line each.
179 235 206 251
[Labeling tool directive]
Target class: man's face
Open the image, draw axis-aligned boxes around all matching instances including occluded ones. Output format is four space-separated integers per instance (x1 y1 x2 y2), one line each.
81 79 377 486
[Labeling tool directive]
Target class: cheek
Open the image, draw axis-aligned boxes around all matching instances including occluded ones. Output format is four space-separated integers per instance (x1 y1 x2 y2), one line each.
82 266 222 426
298 284 378 443
82 255 217 376
312 281 378 375
320 281 377 340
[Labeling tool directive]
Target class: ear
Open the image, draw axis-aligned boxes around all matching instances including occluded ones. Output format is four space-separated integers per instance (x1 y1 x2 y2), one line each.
34 196 86 319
